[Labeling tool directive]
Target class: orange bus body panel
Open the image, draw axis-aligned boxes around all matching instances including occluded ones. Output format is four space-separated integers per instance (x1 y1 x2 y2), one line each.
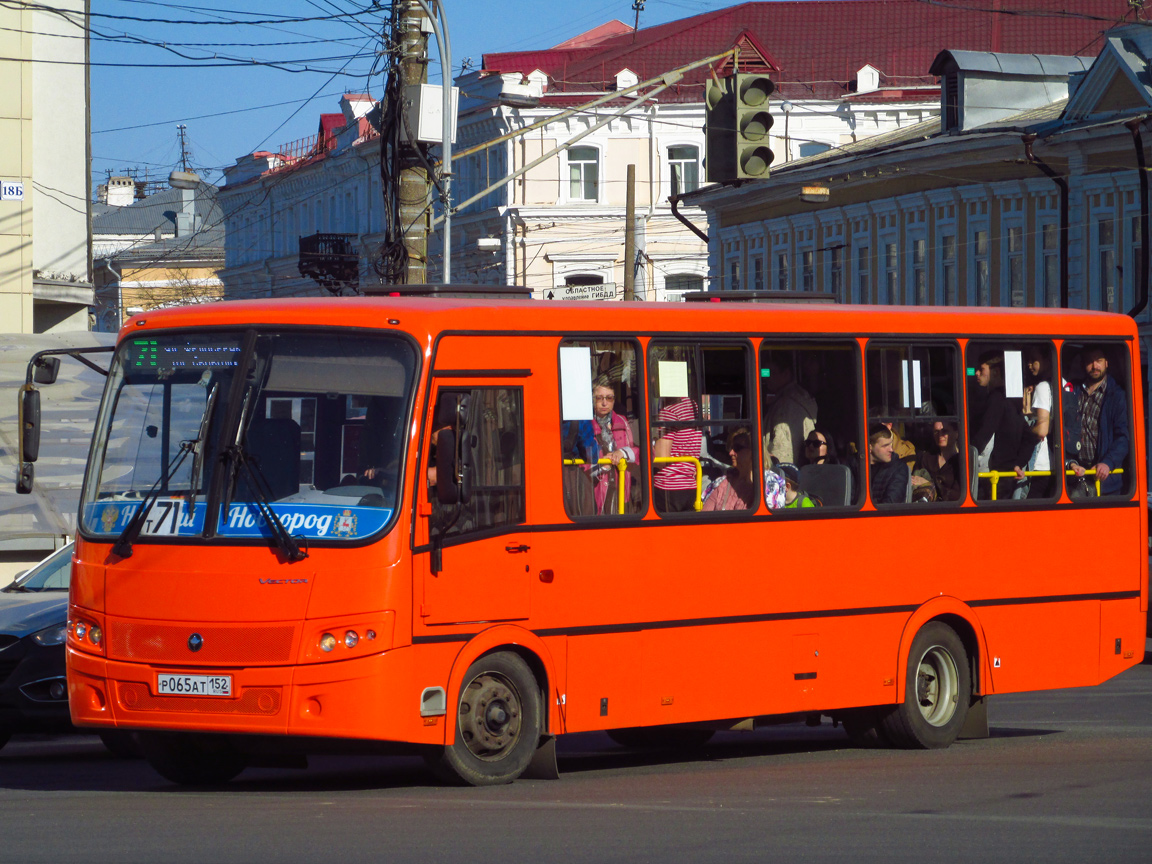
66 299 1146 753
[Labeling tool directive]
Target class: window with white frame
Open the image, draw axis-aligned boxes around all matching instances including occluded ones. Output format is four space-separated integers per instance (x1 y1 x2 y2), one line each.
776 249 790 290
752 255 764 291
829 245 843 300
796 225 815 291
941 233 957 305
911 237 927 305
1098 215 1117 313
1006 224 1024 307
1128 210 1142 317
567 146 600 201
850 217 870 304
876 212 897 305
966 200 990 306
668 145 699 195
1040 222 1059 308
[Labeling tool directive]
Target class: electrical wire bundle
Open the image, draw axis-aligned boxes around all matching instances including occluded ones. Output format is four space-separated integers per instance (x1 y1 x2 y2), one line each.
373 1 408 285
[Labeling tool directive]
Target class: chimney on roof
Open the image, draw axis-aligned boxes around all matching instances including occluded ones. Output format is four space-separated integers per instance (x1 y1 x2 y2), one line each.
340 93 375 128
103 176 135 207
169 170 200 237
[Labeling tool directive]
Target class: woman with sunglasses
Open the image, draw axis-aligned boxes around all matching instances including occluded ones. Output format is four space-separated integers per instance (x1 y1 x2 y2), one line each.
912 420 963 502
702 427 756 511
801 426 841 467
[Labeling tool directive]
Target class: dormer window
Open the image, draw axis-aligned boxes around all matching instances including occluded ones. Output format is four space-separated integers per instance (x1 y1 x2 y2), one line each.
615 68 639 91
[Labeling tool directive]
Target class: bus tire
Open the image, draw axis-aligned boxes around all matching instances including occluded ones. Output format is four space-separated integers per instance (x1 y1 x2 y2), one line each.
137 731 247 785
432 651 541 786
881 622 971 749
607 727 714 750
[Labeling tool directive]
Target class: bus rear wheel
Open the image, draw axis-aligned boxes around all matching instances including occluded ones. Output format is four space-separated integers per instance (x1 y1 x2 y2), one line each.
137 731 247 785
881 622 971 749
431 651 541 786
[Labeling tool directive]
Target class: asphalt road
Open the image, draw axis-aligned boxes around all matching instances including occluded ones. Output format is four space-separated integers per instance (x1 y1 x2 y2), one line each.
1 643 1150 864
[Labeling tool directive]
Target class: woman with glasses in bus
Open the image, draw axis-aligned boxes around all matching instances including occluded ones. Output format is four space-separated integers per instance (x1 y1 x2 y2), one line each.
583 377 636 514
911 420 962 502
702 427 756 511
801 426 841 467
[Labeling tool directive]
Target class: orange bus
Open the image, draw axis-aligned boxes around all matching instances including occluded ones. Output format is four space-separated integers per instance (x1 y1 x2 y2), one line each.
47 293 1146 785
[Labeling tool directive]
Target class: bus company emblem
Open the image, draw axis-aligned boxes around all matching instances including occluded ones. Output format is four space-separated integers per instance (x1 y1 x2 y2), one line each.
187 633 203 653
100 505 120 532
334 509 358 537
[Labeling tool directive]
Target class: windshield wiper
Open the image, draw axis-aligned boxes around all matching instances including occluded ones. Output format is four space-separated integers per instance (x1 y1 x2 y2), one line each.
185 380 219 513
110 441 193 559
222 439 308 563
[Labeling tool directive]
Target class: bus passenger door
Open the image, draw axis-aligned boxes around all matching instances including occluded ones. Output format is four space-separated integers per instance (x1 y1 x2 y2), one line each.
418 384 531 625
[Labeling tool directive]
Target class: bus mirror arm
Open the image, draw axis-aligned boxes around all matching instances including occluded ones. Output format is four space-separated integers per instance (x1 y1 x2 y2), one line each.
435 429 459 505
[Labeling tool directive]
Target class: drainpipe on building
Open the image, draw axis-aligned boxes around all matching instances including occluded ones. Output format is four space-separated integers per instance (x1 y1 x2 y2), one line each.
1125 117 1150 320
1022 134 1069 308
668 193 708 243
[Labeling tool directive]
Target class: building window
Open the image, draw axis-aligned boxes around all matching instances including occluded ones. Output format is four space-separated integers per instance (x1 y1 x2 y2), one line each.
801 250 814 291
728 259 741 291
798 142 832 158
1041 223 1059 308
668 145 699 195
752 256 764 291
776 251 790 291
854 243 870 304
1097 216 1117 312
568 146 599 201
1007 225 1024 307
829 245 843 300
911 237 926 305
664 273 703 301
972 229 990 306
942 234 957 305
883 242 898 305
1129 214 1143 316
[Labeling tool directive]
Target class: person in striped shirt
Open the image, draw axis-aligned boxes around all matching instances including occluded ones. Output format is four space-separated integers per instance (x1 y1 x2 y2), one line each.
652 396 702 512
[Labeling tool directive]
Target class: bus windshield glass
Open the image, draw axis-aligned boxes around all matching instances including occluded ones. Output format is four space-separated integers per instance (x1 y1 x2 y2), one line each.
80 330 417 545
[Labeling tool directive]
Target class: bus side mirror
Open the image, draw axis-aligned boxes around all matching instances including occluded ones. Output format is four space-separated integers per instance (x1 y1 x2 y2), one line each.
20 388 41 463
16 463 33 495
33 356 60 385
435 428 459 505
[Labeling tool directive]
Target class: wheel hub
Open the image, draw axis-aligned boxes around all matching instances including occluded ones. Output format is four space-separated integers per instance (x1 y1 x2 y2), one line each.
458 672 522 761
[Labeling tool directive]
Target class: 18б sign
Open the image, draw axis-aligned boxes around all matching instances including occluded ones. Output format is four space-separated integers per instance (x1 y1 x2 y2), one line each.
1 181 24 201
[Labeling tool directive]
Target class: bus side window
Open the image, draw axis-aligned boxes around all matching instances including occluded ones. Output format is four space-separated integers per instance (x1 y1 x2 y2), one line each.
558 339 644 518
429 387 525 540
965 341 1059 503
1060 342 1132 499
648 341 754 515
866 342 961 507
760 341 862 509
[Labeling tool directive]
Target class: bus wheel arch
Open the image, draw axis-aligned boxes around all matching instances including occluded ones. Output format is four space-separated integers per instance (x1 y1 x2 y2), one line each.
881 620 972 748
895 599 988 705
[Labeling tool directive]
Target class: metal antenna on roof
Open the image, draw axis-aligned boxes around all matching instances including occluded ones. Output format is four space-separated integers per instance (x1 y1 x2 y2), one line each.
176 124 191 172
632 0 644 42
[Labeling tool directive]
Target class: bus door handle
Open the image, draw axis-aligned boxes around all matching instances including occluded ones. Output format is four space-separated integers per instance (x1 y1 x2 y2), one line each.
505 544 530 554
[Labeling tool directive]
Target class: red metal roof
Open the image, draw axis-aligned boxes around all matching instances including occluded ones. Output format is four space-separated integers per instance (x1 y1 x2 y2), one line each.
552 20 634 49
483 0 1137 102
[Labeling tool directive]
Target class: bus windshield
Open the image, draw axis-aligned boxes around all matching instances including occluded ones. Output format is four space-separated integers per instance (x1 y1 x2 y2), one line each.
80 329 417 545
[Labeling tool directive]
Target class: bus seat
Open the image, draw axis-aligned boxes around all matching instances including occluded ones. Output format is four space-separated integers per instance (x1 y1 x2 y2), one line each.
241 418 301 501
798 463 852 507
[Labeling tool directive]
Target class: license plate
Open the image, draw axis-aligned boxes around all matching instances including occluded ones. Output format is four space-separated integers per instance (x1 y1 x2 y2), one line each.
156 674 232 697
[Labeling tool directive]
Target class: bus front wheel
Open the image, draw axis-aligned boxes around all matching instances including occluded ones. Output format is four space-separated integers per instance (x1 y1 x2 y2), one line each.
431 651 541 786
137 731 247 785
881 622 971 749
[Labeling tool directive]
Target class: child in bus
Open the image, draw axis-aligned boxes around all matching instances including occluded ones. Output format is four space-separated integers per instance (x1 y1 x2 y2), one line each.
778 463 815 509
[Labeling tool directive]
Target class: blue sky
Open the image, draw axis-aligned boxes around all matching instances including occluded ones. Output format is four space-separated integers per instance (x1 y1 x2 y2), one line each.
90 0 742 190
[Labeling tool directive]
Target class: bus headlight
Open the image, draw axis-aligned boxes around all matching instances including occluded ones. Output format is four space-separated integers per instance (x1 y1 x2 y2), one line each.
344 630 359 648
319 633 336 652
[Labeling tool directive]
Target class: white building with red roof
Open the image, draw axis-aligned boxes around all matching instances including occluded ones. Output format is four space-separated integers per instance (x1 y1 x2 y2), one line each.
449 0 1135 301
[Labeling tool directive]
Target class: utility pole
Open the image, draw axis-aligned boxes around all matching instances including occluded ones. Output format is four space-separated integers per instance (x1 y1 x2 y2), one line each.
176 124 190 172
624 164 636 301
397 1 431 283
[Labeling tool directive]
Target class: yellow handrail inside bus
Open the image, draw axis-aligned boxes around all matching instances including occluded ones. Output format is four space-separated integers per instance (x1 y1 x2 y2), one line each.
976 467 1122 500
562 457 629 513
652 456 704 511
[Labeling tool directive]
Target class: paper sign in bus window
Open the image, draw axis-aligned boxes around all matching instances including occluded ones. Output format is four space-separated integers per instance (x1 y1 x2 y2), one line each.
560 346 594 420
901 360 923 409
1004 350 1024 398
658 361 689 398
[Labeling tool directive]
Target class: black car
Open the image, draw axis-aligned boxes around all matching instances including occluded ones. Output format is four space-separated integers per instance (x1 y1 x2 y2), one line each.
0 544 73 750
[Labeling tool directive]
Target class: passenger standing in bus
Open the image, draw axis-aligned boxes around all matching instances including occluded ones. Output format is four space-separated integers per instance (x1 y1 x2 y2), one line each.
762 357 818 467
868 423 909 505
1064 346 1129 496
653 395 703 512
1014 347 1053 498
970 353 1033 500
580 377 636 514
702 427 756 511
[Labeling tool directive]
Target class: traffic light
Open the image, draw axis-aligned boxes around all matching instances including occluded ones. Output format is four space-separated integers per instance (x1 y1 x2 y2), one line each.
735 73 774 179
704 73 775 183
704 75 736 184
